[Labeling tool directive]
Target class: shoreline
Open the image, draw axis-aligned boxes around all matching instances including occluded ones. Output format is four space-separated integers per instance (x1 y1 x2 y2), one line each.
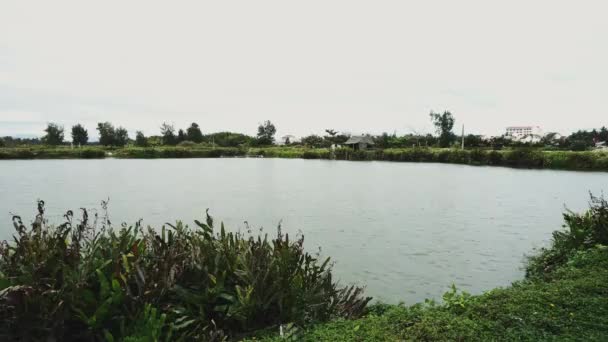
2 146 608 172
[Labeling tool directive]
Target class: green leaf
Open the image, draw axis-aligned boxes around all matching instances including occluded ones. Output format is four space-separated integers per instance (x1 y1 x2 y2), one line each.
96 269 110 298
103 329 115 342
122 254 130 273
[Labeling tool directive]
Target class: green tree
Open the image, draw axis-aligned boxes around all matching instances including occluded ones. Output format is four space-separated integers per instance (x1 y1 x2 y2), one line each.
114 127 129 147
177 129 186 144
325 129 337 137
463 134 484 148
203 132 253 147
301 134 325 148
374 132 396 149
43 123 64 145
256 120 276 145
97 122 116 146
135 131 148 147
429 111 456 147
71 124 88 146
186 123 203 143
600 127 608 142
160 123 176 145
324 129 339 145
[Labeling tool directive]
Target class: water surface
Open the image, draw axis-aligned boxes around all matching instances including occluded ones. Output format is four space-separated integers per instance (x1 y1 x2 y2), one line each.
1 158 606 303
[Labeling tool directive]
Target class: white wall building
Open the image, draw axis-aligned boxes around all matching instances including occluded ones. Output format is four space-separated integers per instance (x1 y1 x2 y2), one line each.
506 126 542 138
505 126 543 143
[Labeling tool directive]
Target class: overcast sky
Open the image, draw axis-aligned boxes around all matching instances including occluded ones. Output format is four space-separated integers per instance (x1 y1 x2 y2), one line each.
1 0 607 139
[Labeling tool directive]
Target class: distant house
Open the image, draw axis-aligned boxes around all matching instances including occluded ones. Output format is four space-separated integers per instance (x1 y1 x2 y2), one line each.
343 135 375 150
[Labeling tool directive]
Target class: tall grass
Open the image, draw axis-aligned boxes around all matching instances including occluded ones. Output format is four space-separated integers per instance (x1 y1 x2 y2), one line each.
0 147 105 159
0 202 370 341
113 147 247 158
2 146 608 171
526 194 608 279
333 148 608 171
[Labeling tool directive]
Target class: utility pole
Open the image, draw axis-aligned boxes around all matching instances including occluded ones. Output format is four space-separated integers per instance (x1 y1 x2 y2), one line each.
461 124 465 150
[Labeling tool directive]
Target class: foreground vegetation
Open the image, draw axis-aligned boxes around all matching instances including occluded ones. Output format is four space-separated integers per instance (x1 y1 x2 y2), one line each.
250 195 608 341
1 196 607 340
2 146 608 172
0 202 370 341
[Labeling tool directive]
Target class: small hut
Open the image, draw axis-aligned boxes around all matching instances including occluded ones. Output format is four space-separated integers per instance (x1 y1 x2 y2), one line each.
343 135 375 150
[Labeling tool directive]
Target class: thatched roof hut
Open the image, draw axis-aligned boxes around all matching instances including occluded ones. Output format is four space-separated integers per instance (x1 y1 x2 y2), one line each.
343 135 374 150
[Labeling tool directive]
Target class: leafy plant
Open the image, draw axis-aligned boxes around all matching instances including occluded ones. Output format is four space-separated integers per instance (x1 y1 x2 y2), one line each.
0 201 371 340
527 194 608 279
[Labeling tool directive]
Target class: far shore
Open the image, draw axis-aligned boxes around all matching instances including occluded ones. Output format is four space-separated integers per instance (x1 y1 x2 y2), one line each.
2 145 608 172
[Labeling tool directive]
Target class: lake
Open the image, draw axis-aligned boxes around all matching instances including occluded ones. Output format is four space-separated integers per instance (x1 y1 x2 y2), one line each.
1 158 607 303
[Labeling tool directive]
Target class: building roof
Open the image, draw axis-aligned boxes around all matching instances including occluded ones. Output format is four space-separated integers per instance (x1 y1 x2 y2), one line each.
344 135 375 145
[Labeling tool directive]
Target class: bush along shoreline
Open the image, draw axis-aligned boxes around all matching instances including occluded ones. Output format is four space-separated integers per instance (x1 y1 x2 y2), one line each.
2 146 608 171
0 201 370 341
1 197 608 340
250 195 608 341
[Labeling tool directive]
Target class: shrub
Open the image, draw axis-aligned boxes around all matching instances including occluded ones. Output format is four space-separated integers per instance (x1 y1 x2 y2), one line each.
487 150 503 165
0 201 371 340
526 194 608 279
177 140 196 147
503 149 545 168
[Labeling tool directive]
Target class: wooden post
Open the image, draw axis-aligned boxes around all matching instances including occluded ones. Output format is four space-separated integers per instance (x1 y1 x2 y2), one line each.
461 124 465 150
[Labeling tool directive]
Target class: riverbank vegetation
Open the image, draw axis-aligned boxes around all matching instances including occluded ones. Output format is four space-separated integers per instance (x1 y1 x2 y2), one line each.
2 111 607 151
1 196 607 340
2 146 608 172
0 201 370 341
2 113 608 171
250 195 608 341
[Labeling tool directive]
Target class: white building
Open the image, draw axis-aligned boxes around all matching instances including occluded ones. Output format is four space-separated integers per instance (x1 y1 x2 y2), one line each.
506 126 542 138
505 126 543 143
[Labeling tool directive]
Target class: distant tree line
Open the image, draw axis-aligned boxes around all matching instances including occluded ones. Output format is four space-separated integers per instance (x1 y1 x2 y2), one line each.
0 121 279 148
1 114 607 151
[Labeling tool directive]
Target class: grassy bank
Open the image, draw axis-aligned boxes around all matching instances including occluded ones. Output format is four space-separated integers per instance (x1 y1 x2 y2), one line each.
335 148 608 171
113 146 247 158
254 248 608 341
0 146 106 159
250 196 608 341
2 146 608 171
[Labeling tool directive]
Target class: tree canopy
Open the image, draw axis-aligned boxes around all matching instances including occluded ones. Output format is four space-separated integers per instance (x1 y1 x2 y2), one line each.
97 122 129 146
160 123 177 146
135 131 148 147
430 111 456 148
301 134 325 148
43 123 64 146
114 127 129 147
71 124 88 146
256 120 276 145
186 123 204 143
